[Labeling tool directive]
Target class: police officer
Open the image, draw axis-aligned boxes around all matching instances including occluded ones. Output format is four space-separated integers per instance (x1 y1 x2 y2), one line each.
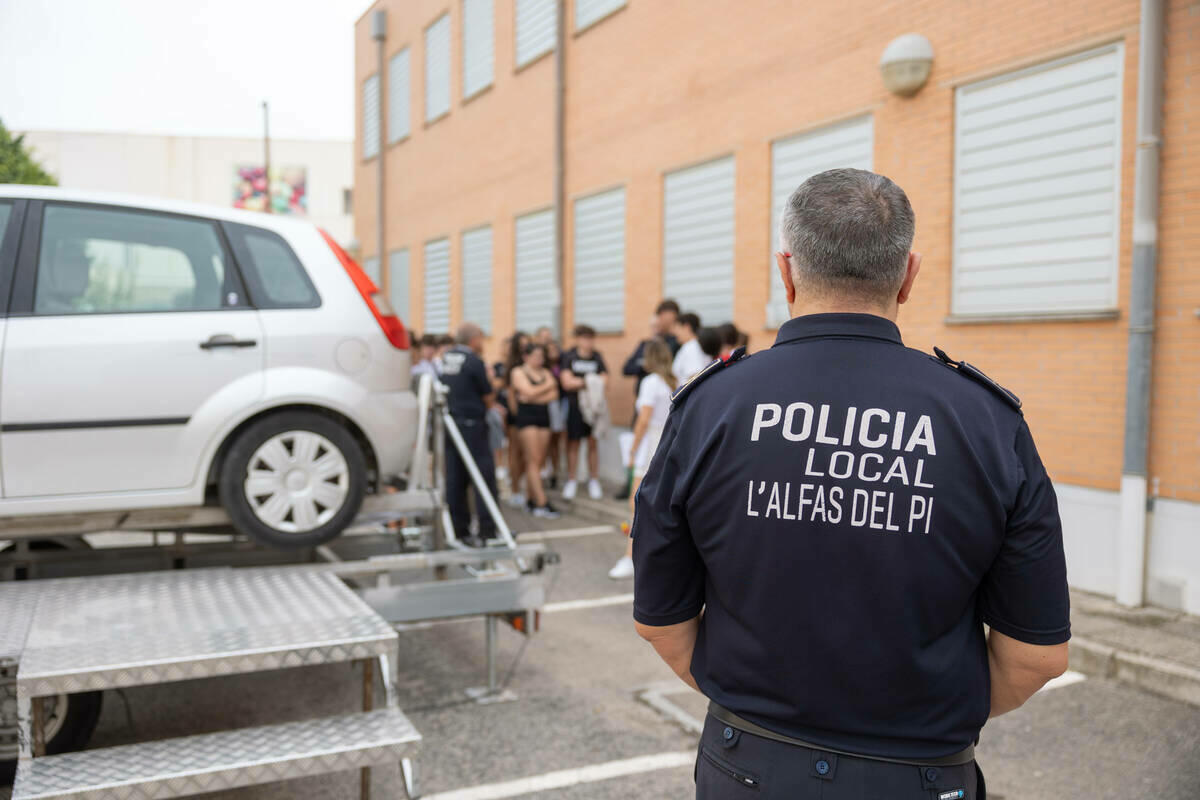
439 323 500 545
631 169 1070 799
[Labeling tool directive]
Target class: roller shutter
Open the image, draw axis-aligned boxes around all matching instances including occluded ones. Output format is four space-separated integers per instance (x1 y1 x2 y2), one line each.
363 256 381 286
515 209 556 333
423 238 451 333
768 115 874 327
663 156 734 325
515 0 556 67
362 74 380 159
575 0 625 30
953 44 1123 316
461 226 493 333
463 0 494 99
573 187 625 333
425 14 451 122
389 248 410 322
388 48 411 143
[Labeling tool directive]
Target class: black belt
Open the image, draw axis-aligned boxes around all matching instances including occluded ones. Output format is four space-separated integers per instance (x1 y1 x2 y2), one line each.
708 702 975 767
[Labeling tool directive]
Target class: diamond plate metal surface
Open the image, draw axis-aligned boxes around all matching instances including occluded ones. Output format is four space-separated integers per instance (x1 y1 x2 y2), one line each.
17 568 397 696
13 707 421 800
0 582 41 664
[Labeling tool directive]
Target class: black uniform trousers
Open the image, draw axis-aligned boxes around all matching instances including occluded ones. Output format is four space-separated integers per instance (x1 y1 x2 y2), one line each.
445 417 499 540
696 714 983 800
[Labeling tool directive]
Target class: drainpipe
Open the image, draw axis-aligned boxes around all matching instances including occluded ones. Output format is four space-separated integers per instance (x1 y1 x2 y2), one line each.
1117 0 1165 608
552 0 567 337
372 9 388 295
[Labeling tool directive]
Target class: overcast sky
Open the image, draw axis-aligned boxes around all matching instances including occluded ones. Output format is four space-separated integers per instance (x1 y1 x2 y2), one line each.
0 0 368 141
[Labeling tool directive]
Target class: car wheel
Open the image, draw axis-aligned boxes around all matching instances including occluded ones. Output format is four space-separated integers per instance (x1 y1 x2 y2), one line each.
218 411 367 549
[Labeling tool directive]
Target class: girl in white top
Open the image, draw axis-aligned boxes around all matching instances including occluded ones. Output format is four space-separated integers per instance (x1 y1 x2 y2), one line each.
609 339 677 579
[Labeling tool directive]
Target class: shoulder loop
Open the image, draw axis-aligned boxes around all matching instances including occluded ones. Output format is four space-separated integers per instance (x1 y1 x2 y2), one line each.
671 347 748 406
933 347 1022 412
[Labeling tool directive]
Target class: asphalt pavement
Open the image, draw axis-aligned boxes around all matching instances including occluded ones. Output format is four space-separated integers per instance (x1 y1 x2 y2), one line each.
3 505 1198 799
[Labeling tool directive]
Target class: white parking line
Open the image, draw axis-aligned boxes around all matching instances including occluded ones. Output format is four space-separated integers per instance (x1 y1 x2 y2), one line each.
421 751 695 800
519 525 619 541
1038 670 1087 692
543 594 633 613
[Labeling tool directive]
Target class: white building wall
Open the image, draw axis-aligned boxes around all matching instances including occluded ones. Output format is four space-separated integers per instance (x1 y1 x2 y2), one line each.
1056 483 1200 616
18 130 354 245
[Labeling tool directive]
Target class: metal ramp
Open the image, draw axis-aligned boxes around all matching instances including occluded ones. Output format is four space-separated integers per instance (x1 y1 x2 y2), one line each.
10 568 420 799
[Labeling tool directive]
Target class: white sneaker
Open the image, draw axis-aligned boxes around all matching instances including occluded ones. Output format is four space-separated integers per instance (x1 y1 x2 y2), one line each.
506 492 526 509
607 555 634 580
562 480 578 500
496 466 509 483
587 479 603 500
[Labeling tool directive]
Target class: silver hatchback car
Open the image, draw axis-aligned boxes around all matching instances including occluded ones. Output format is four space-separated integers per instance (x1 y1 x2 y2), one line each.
0 186 417 548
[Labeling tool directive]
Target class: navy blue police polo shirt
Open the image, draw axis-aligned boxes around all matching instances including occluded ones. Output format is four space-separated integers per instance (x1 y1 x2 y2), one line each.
631 312 1070 760
439 345 492 422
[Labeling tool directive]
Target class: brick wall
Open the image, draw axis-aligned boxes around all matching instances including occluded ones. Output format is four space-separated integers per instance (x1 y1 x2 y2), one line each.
355 0 1199 502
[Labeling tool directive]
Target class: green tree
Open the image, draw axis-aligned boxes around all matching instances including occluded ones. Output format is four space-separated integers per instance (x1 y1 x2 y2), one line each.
0 119 56 185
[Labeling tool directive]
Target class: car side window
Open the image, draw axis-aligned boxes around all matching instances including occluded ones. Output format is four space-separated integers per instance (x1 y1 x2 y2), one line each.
223 222 320 309
0 203 12 240
34 205 239 316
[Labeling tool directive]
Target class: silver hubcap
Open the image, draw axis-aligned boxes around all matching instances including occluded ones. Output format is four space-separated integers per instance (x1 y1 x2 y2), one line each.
244 431 349 533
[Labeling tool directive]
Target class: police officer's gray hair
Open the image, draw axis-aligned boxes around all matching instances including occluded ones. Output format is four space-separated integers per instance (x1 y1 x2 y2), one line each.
456 322 483 345
779 168 915 305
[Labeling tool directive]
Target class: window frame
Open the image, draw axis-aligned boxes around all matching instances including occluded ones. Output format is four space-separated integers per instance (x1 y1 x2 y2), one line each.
571 184 626 335
9 200 254 318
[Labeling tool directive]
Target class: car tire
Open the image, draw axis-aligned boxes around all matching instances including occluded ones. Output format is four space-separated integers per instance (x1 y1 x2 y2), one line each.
218 411 367 549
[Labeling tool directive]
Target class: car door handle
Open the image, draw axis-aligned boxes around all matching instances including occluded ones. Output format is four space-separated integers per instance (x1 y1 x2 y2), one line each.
199 334 258 350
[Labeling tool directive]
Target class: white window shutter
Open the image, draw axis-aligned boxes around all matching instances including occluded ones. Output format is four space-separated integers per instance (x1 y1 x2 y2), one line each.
768 115 874 327
663 157 735 326
515 0 556 67
573 187 625 333
575 0 625 30
463 0 494 99
389 248 410 321
461 226 494 333
362 74 380 159
425 14 451 122
423 238 451 333
388 48 411 143
515 209 557 333
953 44 1123 316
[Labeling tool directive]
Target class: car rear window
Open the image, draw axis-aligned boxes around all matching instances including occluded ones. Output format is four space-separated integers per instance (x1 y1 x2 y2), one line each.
223 222 320 309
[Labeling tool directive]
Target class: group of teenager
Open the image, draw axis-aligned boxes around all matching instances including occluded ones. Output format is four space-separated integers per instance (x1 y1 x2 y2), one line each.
413 299 749 575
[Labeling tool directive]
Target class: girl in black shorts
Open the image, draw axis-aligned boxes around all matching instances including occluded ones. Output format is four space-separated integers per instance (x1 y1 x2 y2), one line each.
509 343 561 519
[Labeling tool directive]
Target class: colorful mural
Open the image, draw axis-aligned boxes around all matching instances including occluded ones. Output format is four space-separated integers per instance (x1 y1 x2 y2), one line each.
233 165 307 216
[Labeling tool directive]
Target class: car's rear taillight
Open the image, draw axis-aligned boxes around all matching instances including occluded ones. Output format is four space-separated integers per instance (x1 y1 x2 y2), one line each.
320 229 410 350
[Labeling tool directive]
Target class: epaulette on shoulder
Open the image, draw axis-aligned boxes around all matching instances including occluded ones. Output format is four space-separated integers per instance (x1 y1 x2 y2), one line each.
932 347 1022 412
671 347 748 406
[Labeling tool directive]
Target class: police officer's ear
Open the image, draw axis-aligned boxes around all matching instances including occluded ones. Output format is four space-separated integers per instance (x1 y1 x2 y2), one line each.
775 252 797 306
896 251 922 306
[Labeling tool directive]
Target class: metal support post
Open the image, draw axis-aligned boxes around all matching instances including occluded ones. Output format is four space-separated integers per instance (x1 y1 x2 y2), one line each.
464 614 516 704
361 659 374 800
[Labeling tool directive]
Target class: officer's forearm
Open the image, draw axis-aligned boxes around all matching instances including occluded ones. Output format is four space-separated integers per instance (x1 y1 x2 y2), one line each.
635 617 701 691
986 630 1068 717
